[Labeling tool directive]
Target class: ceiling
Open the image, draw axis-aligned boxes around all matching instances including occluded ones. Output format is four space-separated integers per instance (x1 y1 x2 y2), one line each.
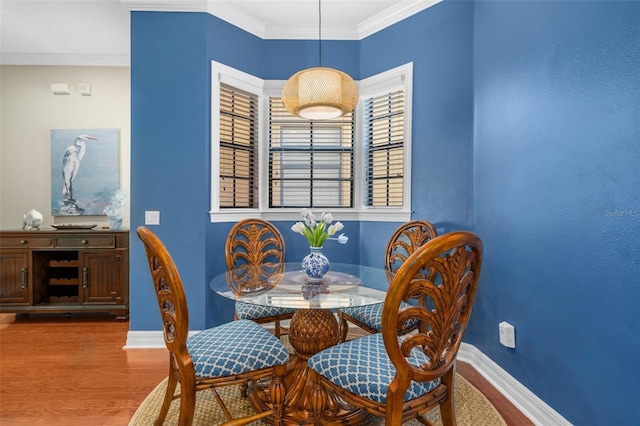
0 0 441 66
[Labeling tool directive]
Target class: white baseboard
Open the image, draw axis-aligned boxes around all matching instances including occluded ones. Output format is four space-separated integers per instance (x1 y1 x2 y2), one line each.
458 343 571 426
124 332 570 426
123 330 199 349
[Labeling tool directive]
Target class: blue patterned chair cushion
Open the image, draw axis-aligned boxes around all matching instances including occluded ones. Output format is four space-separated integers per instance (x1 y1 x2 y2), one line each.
308 333 440 404
187 319 290 378
342 302 419 332
235 301 295 320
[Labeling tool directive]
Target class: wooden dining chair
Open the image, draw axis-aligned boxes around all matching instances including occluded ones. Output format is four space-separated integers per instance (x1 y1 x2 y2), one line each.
338 220 438 340
226 218 295 337
137 226 289 426
309 231 483 425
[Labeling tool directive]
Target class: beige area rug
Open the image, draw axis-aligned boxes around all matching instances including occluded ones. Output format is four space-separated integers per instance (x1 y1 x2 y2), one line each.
130 374 505 426
130 335 506 426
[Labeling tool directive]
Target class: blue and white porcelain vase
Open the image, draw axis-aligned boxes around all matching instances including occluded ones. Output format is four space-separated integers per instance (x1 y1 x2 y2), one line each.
301 246 330 283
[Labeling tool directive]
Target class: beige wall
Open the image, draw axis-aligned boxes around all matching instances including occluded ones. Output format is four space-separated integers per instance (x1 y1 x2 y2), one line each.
0 65 130 230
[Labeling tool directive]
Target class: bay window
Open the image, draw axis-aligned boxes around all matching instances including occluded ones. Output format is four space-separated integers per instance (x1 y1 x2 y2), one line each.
210 61 412 222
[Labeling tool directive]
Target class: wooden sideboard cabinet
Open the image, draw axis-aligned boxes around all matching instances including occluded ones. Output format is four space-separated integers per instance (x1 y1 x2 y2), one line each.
0 229 129 320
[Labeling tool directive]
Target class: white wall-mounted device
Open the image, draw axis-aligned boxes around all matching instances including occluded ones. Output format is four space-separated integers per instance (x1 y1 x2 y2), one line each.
77 83 92 96
50 83 70 95
499 321 516 348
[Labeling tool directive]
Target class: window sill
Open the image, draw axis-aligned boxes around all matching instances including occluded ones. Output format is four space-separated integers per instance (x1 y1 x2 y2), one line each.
209 209 412 223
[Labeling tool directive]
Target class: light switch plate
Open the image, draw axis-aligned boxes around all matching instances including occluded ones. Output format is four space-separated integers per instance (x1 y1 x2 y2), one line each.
145 211 160 225
77 83 91 95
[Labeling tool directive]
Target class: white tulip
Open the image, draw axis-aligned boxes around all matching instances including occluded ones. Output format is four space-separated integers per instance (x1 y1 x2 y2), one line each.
291 222 306 235
295 210 347 247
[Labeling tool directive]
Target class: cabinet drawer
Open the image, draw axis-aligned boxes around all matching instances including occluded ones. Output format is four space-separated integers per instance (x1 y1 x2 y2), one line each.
55 236 116 249
1 236 54 248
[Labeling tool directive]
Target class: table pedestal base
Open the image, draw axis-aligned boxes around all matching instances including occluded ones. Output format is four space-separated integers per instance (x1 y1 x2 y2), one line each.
250 309 370 425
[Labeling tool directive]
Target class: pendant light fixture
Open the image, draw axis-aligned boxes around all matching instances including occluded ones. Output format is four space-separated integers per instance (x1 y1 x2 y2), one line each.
281 0 359 120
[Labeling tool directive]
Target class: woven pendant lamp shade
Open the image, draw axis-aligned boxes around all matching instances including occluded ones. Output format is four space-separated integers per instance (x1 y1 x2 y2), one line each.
282 66 359 120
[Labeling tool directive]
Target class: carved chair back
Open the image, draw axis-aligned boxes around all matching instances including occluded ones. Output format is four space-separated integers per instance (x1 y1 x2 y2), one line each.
138 226 289 425
381 231 483 422
384 219 438 282
224 219 293 337
136 226 192 376
225 218 285 269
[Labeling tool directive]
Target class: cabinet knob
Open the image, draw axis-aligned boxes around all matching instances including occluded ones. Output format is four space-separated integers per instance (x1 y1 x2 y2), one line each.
81 240 88 244
20 240 27 244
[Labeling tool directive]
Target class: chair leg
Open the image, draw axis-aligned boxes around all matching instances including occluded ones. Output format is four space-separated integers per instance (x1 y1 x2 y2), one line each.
156 366 178 426
338 310 348 342
239 380 249 397
384 388 406 425
439 368 457 426
177 373 197 426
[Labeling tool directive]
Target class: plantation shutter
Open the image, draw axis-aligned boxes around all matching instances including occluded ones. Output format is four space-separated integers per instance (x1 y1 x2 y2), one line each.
268 98 354 208
364 89 405 207
219 83 258 208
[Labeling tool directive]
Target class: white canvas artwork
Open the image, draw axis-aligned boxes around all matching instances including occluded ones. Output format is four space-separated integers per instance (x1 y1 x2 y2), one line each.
51 129 120 216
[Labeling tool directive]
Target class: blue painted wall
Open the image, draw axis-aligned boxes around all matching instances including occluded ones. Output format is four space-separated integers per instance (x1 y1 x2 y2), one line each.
472 1 640 425
131 12 212 330
359 2 474 266
263 39 360 80
131 12 361 331
130 1 639 423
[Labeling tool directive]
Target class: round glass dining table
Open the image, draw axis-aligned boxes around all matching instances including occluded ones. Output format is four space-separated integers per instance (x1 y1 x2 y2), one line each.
210 262 389 425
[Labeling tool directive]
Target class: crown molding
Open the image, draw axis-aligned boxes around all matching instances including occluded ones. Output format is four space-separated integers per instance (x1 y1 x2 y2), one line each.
121 0 443 40
357 0 442 39
0 53 129 67
264 24 359 41
1 0 443 66
206 1 268 38
120 0 208 12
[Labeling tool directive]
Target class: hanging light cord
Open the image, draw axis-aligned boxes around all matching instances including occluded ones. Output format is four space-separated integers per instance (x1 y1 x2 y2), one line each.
318 0 322 66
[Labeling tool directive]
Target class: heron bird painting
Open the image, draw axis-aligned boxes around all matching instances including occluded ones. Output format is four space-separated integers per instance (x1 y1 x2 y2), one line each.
51 129 120 216
62 134 99 203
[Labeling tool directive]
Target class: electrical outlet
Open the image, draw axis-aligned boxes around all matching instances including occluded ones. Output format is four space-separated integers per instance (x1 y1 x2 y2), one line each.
499 321 516 348
145 210 160 225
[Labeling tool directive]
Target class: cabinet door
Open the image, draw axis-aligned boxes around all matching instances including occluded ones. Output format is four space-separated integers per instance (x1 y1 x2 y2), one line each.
0 252 30 304
80 251 125 305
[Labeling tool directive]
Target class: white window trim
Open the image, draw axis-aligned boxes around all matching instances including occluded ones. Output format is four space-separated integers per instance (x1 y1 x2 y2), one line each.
210 61 413 223
211 61 264 220
359 62 413 218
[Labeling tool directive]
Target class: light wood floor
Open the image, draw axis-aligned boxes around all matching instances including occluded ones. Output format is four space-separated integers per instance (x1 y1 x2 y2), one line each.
0 313 532 425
